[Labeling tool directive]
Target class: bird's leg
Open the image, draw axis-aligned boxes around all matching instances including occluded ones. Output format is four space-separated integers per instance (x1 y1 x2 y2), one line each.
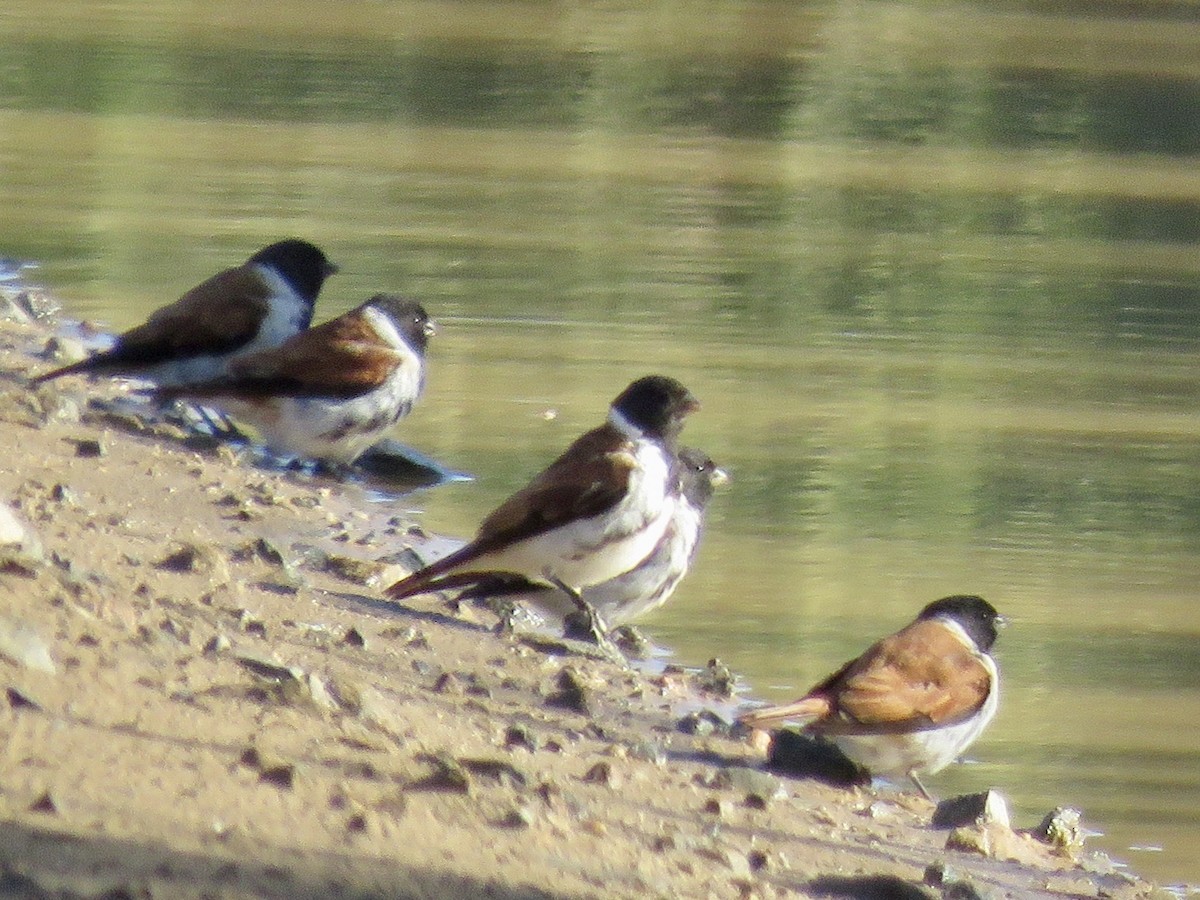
544 572 623 661
908 770 933 801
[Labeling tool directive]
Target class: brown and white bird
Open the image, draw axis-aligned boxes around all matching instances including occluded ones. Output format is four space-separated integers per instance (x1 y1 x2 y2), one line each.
156 294 434 465
31 239 337 388
738 595 1004 797
461 446 727 629
384 375 700 608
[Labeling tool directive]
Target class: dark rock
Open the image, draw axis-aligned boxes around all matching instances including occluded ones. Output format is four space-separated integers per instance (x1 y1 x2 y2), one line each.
154 544 206 573
7 686 42 710
545 667 591 715
677 709 730 737
1029 806 1089 857
259 763 296 790
493 806 534 829
581 761 615 786
69 437 105 458
504 724 538 752
697 658 736 698
932 790 1010 829
408 754 472 794
29 791 58 814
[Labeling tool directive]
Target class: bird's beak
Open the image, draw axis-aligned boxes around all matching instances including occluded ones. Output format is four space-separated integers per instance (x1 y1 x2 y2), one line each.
424 319 438 338
710 466 731 488
995 614 1011 629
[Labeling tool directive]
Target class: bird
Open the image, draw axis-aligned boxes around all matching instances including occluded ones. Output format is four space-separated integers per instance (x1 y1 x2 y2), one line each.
459 446 727 630
384 375 701 624
738 595 1004 798
154 294 435 465
30 238 338 388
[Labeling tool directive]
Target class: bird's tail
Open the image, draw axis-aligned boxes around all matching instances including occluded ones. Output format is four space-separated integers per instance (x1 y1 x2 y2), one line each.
737 697 829 730
383 544 497 601
29 357 96 385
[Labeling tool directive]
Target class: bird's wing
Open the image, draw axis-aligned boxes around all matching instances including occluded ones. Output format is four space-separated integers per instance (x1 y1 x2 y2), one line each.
174 311 402 400
385 425 636 600
112 267 273 364
820 619 992 732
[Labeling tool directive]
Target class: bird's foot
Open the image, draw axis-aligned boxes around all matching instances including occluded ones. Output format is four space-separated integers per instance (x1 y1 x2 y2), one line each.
546 574 626 665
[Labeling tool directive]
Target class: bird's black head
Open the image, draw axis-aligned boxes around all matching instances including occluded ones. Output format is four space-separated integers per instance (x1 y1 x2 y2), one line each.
368 294 436 354
249 239 339 306
611 375 699 442
918 594 1003 652
676 447 728 509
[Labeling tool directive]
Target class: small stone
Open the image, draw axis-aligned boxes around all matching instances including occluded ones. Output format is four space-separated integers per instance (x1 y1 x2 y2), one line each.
238 747 296 789
610 625 651 658
624 740 666 765
259 763 296 790
696 845 750 876
581 761 616 787
0 504 33 546
545 666 591 715
1030 807 1089 857
70 437 105 458
698 658 736 698
0 617 55 674
7 686 42 710
0 505 43 575
651 834 676 853
711 766 784 803
317 554 384 586
235 653 303 684
29 791 58 814
203 633 232 656
408 754 472 794
933 790 1011 829
702 797 730 818
504 724 538 752
341 626 367 649
494 806 534 829
155 543 209 574
677 709 730 736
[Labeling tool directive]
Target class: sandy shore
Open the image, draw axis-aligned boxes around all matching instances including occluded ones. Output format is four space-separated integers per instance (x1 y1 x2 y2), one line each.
0 290 1168 900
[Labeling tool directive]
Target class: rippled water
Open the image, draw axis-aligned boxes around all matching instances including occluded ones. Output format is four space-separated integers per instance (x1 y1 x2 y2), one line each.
2 0 1199 887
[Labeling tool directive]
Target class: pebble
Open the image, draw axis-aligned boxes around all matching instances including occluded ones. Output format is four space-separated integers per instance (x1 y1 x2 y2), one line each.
1030 806 1089 856
409 754 472 794
581 761 617 787
155 543 210 574
932 790 1011 829
545 666 592 715
710 766 785 803
0 617 56 674
0 504 44 575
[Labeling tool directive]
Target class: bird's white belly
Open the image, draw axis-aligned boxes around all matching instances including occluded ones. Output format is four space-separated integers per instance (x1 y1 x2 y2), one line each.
220 369 419 464
834 677 999 778
482 440 675 590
